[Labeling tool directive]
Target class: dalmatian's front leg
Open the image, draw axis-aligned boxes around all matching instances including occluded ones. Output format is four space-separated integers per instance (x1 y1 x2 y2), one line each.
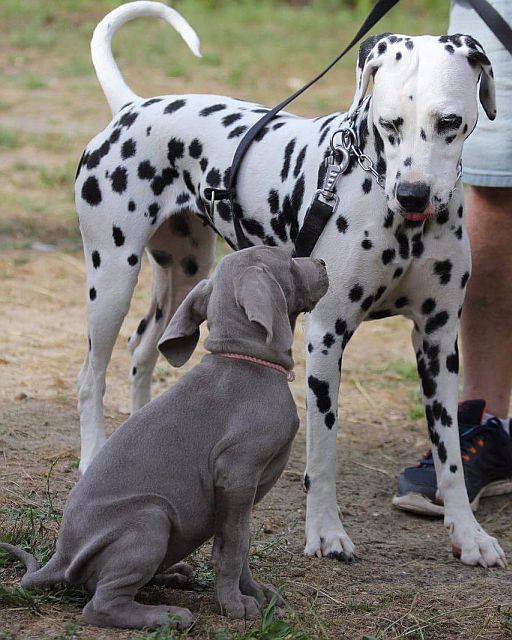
412 326 506 567
303 309 356 561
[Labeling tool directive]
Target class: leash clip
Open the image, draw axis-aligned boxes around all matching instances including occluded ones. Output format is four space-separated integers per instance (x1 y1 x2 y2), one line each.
319 136 351 208
321 150 348 201
209 188 215 219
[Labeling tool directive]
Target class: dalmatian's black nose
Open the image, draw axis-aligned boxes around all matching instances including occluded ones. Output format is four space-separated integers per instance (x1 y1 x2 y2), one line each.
396 182 431 212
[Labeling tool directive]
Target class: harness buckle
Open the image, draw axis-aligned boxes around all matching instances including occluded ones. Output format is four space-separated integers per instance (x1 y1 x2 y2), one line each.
314 188 340 212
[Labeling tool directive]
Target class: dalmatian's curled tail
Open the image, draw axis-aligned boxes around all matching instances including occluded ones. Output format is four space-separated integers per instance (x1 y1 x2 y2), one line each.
91 1 201 115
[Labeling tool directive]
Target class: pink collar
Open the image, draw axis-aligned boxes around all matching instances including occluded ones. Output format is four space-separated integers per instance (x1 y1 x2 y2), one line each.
217 352 295 382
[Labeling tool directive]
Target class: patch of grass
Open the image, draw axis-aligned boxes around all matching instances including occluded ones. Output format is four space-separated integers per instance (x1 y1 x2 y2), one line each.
130 625 188 640
0 459 65 566
213 597 314 640
52 622 81 640
0 128 21 149
13 73 48 90
31 131 73 153
165 62 187 79
68 457 80 470
376 359 418 390
154 366 171 381
0 502 60 566
38 162 75 190
389 359 418 382
187 548 215 591
407 391 424 421
0 584 42 613
500 606 512 638
0 584 88 612
129 596 314 640
11 160 35 172
408 403 424 421
250 535 288 565
12 255 30 267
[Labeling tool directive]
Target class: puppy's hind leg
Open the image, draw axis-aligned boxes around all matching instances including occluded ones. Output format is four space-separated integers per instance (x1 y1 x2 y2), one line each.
82 509 194 630
150 562 194 588
129 212 215 412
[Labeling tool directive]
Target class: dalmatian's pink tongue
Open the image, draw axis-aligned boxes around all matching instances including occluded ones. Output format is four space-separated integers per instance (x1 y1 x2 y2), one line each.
404 213 427 221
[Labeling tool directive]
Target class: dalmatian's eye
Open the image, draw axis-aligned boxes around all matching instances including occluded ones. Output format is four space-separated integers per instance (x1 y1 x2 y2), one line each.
437 114 462 133
379 117 396 131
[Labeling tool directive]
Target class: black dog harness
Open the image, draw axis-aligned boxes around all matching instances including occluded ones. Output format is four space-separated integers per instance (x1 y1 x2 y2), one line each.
204 0 512 257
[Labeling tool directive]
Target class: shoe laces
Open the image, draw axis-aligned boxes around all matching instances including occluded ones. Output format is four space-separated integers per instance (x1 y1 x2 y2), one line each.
417 417 503 466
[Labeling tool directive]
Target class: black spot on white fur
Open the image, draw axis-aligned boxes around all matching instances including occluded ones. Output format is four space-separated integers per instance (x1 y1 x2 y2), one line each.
112 226 125 247
81 176 102 206
164 99 186 115
121 139 136 160
200 104 226 117
110 166 128 193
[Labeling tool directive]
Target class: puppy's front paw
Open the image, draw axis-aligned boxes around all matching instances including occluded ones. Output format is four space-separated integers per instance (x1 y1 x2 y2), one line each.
448 518 506 568
240 579 285 608
261 583 285 606
221 595 260 619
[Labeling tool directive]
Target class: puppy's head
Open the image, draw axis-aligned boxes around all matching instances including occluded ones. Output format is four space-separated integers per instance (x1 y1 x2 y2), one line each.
349 33 495 221
158 246 329 366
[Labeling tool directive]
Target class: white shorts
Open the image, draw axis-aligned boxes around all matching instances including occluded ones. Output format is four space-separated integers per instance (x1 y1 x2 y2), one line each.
449 0 512 187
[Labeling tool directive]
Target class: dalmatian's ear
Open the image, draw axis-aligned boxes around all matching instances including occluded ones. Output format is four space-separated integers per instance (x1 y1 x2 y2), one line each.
468 46 496 120
348 33 391 117
467 42 496 121
158 279 212 366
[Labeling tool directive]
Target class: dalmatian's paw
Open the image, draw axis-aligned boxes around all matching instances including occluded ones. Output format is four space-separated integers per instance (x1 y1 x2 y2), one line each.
304 508 356 561
447 517 506 568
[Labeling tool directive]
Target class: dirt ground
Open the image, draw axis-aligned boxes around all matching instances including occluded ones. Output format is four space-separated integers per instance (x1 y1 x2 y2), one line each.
1 2 512 639
2 251 512 640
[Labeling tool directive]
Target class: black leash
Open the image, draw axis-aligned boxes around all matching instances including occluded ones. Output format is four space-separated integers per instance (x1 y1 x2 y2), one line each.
467 0 512 55
205 0 511 256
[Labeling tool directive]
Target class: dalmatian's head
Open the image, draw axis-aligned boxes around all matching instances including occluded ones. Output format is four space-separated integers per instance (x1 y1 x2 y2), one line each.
348 33 496 221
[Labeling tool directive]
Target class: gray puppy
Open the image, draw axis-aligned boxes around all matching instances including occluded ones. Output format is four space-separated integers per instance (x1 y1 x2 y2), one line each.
1 246 328 630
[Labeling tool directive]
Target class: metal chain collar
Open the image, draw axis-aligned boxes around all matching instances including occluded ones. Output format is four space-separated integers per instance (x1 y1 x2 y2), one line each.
335 126 386 188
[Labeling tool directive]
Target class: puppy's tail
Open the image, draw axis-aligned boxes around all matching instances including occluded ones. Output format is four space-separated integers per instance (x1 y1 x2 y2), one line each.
0 543 62 588
91 1 201 115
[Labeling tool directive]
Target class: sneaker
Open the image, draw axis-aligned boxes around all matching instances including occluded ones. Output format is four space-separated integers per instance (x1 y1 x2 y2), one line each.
392 399 512 516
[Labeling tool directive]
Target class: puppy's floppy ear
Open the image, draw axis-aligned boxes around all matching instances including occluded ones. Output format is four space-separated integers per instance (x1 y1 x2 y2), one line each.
234 265 292 349
348 33 390 117
158 279 212 366
464 36 496 121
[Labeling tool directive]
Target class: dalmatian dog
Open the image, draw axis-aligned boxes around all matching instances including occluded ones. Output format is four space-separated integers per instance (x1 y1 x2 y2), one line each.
76 1 505 568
